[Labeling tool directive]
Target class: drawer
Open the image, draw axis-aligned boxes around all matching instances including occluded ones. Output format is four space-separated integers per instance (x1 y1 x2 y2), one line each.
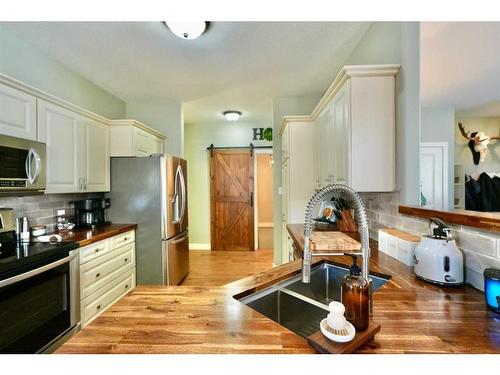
111 230 135 250
397 239 418 267
80 242 135 298
81 268 136 328
79 239 109 265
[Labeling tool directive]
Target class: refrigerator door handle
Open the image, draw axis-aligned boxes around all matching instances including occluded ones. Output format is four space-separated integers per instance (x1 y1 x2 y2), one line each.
172 166 182 224
171 233 188 245
178 164 187 226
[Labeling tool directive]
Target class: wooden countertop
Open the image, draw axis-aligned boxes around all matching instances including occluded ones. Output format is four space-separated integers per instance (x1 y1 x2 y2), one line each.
57 224 500 354
57 223 137 247
399 204 500 232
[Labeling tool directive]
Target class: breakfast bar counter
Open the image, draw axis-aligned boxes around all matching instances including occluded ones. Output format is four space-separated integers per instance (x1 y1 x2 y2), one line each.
56 225 500 354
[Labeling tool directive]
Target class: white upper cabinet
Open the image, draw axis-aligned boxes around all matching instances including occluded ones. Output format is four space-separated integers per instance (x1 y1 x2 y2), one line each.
38 99 110 193
82 119 110 192
0 83 37 140
38 100 82 193
311 65 400 192
109 119 166 157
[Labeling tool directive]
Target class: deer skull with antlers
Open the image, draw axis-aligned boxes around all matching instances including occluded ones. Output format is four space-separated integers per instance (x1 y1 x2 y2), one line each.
458 122 500 165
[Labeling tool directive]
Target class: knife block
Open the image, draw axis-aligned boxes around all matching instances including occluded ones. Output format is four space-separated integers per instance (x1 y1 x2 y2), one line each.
337 210 358 232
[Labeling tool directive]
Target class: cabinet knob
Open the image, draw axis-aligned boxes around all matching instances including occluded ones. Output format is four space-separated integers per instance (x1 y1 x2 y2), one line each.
94 248 100 253
96 304 101 310
96 273 100 278
125 284 129 289
123 237 128 241
124 258 128 262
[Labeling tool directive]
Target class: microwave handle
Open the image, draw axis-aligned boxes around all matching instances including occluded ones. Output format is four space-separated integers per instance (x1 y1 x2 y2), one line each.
0 251 77 289
25 148 41 184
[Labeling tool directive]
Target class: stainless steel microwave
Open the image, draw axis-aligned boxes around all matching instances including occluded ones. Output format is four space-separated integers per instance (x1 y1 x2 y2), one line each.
0 135 46 194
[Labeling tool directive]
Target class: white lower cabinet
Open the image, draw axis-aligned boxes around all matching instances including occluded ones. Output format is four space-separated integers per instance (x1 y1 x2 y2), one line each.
79 230 136 328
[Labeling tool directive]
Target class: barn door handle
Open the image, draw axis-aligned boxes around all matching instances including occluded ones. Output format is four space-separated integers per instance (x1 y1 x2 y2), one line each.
250 192 254 207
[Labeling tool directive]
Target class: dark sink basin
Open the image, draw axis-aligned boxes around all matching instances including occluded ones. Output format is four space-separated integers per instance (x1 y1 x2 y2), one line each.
239 262 390 339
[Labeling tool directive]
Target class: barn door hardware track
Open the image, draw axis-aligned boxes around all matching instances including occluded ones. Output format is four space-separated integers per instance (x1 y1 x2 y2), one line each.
207 143 272 157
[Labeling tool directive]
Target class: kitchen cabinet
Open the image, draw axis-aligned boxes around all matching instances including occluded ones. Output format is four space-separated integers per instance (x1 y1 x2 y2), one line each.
280 119 315 263
109 119 165 157
38 99 110 193
0 82 37 140
79 230 136 328
312 65 399 192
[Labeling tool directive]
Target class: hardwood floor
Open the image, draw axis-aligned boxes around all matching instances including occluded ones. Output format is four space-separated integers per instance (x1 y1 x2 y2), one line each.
181 249 274 286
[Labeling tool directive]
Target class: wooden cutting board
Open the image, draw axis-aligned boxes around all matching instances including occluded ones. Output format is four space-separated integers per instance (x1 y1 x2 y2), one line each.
303 231 361 254
308 322 380 354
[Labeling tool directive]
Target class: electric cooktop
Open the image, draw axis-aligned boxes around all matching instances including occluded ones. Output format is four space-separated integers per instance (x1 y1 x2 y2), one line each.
0 231 79 280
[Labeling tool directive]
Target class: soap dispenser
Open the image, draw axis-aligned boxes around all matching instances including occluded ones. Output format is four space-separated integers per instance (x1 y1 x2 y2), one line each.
341 255 369 331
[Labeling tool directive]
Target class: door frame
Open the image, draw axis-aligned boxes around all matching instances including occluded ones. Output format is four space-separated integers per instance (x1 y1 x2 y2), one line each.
420 142 449 210
253 149 273 250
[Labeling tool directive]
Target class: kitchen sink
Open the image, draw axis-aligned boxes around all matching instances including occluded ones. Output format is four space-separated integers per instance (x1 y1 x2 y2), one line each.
239 262 390 339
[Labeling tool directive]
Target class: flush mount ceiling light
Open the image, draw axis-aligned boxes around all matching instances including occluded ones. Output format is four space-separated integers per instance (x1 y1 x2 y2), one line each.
223 111 242 121
164 21 208 40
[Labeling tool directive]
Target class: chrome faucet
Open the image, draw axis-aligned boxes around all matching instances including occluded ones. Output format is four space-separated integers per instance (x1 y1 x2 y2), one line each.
302 184 371 288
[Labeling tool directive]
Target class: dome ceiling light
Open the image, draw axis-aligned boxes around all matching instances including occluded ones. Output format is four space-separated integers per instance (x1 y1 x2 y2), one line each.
164 21 208 40
223 111 242 121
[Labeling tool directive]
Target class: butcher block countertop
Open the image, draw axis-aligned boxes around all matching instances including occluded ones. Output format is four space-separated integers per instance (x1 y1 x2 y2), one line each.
56 224 500 354
57 223 137 247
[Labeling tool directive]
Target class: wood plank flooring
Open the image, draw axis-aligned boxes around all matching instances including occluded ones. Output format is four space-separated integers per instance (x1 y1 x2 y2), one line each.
181 249 274 286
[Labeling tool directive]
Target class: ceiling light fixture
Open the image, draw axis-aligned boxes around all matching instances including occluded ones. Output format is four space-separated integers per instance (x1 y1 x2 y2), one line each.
223 111 242 121
164 21 208 40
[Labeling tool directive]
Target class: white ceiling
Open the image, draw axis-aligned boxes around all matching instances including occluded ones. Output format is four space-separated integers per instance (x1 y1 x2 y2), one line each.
421 22 500 116
4 22 370 124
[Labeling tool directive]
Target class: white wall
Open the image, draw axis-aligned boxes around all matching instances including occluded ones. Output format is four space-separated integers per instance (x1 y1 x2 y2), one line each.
126 97 183 157
421 106 455 209
455 117 500 176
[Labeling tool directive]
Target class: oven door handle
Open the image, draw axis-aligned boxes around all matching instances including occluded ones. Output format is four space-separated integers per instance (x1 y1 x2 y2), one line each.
0 252 77 289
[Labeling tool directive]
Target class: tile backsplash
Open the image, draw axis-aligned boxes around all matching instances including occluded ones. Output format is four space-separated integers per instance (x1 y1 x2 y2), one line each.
359 191 500 291
0 193 104 231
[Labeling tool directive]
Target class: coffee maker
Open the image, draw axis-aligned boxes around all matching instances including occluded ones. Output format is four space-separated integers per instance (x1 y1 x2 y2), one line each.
72 198 111 228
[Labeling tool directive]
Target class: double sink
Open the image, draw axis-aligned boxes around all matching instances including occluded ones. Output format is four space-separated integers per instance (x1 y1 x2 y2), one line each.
239 262 389 339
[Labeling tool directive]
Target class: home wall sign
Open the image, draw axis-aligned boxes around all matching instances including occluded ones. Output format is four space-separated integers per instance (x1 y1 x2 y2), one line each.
253 127 273 142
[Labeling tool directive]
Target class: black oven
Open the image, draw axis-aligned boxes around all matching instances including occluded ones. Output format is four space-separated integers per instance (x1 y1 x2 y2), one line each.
0 248 80 353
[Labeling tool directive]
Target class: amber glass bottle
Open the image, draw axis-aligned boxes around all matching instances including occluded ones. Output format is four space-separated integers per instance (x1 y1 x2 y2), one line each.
341 255 369 331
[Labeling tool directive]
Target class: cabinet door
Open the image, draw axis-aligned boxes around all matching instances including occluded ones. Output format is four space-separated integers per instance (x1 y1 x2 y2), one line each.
133 128 150 157
332 84 350 185
38 100 81 193
82 119 110 192
150 136 164 155
323 102 336 185
0 83 37 140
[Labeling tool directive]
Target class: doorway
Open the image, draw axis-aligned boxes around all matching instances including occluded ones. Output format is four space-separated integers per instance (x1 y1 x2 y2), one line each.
254 151 274 250
210 149 254 251
420 142 449 210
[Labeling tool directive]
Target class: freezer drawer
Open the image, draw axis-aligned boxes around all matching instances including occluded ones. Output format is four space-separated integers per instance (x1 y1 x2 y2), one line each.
164 231 189 285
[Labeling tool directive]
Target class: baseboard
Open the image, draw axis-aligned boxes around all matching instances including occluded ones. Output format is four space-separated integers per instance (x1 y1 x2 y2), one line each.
189 243 211 250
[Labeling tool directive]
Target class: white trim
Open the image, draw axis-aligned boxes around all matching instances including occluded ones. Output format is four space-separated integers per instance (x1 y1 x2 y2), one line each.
279 115 313 135
254 149 273 251
189 243 211 250
258 222 274 228
109 119 166 139
420 142 449 210
0 73 110 125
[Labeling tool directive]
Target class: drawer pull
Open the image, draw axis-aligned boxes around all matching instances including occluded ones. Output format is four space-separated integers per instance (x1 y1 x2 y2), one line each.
123 237 128 241
124 258 128 262
96 273 100 278
96 304 101 310
125 284 129 289
94 248 101 253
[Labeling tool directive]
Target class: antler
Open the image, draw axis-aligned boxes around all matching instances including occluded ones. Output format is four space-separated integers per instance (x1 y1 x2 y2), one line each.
458 122 475 140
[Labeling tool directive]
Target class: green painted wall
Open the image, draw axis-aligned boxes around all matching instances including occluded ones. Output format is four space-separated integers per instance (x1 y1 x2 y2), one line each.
184 121 272 246
0 24 126 119
272 95 322 265
421 106 455 209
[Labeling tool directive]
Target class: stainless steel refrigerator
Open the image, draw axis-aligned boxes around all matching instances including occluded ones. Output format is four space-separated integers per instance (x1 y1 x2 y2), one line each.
106 155 189 285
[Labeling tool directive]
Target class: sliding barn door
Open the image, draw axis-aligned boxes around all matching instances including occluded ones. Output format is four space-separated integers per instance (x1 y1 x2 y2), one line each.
210 150 254 251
